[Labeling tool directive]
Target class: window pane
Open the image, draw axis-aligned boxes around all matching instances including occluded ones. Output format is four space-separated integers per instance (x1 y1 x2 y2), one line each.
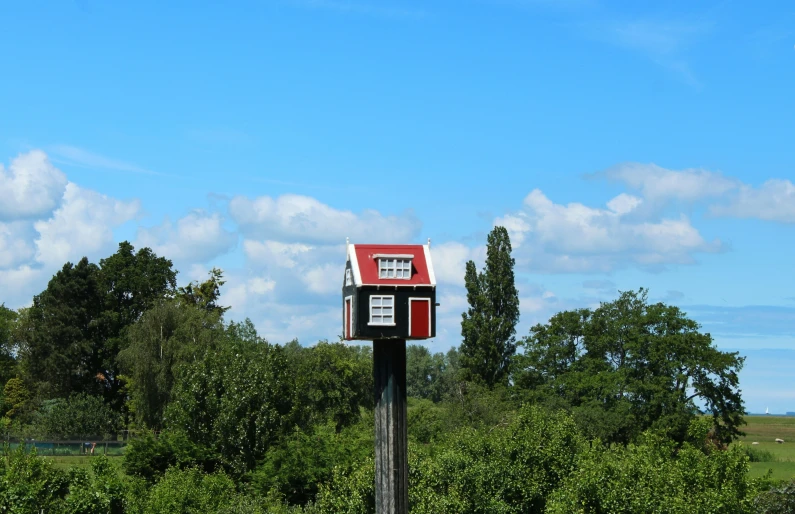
372 297 381 306
383 297 393 306
388 270 395 278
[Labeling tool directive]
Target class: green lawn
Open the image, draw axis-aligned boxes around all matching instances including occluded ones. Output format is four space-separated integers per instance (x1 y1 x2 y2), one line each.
736 416 795 482
43 455 125 471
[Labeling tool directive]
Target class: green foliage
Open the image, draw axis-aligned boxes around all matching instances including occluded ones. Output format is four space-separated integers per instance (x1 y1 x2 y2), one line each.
753 479 795 514
176 268 230 315
18 243 177 407
407 398 446 444
406 345 456 402
515 288 746 445
38 393 122 439
252 419 373 506
739 445 777 463
546 432 762 514
460 226 519 387
131 467 251 514
19 257 104 399
313 405 584 514
288 341 373 431
0 445 70 513
0 305 18 386
123 430 218 482
3 377 31 419
118 301 226 430
165 337 293 474
64 456 128 514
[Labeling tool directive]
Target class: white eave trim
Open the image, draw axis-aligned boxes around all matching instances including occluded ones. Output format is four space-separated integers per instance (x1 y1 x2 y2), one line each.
348 244 363 285
372 253 414 259
423 244 437 286
360 283 435 287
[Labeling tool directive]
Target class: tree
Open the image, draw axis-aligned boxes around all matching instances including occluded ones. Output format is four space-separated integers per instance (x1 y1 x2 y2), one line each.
38 393 121 439
3 377 31 419
117 301 226 430
18 242 177 406
514 289 746 444
165 337 294 474
19 257 103 399
288 341 373 431
176 268 230 315
460 226 519 387
406 345 457 402
0 305 18 385
96 241 178 409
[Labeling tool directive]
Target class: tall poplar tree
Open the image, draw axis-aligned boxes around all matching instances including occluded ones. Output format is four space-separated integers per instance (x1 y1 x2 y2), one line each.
460 226 519 387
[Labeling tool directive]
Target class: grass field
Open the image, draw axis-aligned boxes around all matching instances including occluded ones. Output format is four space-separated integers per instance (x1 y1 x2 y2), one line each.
43 455 125 471
736 416 795 482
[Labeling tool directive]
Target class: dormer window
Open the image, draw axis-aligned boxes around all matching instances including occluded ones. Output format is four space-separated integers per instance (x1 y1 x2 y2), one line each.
374 254 413 279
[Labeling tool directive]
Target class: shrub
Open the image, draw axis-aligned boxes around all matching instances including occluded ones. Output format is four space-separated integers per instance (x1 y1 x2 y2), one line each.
546 432 763 514
134 467 256 514
39 393 122 439
123 430 218 482
754 479 795 514
0 444 69 513
64 456 128 514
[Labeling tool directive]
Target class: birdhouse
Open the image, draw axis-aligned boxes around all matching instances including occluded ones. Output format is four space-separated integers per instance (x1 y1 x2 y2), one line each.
342 240 437 340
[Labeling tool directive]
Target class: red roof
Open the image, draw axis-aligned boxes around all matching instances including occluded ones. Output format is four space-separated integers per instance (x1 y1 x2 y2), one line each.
349 244 435 286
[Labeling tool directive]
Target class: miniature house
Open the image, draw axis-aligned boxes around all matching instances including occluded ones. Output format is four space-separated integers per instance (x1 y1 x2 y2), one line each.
342 241 437 341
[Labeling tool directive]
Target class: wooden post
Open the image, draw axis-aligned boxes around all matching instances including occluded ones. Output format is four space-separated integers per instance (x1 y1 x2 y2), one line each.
373 339 408 514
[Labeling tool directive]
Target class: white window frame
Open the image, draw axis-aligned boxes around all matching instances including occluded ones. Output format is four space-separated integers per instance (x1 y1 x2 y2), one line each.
345 268 353 286
344 295 353 339
369 295 396 326
378 258 412 280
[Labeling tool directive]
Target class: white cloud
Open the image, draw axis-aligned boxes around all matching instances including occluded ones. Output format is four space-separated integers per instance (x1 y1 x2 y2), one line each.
302 263 341 294
597 162 738 204
710 179 795 223
34 183 140 268
499 189 722 272
0 222 35 269
429 242 484 287
49 144 158 176
0 150 68 220
243 240 315 269
136 210 238 264
229 194 421 244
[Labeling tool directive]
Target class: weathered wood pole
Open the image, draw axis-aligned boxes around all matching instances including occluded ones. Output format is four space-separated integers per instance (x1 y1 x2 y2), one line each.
373 339 408 514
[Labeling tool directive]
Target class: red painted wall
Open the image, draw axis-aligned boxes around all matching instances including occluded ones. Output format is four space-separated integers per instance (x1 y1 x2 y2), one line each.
410 298 430 338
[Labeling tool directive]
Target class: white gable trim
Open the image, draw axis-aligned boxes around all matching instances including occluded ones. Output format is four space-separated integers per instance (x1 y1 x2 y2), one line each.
423 244 436 286
372 253 414 259
348 243 363 285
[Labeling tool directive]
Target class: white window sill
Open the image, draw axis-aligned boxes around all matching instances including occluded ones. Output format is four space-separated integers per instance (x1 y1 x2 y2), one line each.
368 322 396 327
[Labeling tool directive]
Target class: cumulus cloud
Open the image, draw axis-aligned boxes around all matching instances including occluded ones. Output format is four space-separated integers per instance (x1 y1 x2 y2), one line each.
595 162 738 204
710 179 795 223
429 241 484 287
0 150 68 220
136 210 238 264
0 222 36 269
34 183 140 268
229 194 421 244
497 189 723 273
594 163 795 224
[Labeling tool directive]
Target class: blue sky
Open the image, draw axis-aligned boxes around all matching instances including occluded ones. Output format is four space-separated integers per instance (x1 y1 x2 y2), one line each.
1 0 794 413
